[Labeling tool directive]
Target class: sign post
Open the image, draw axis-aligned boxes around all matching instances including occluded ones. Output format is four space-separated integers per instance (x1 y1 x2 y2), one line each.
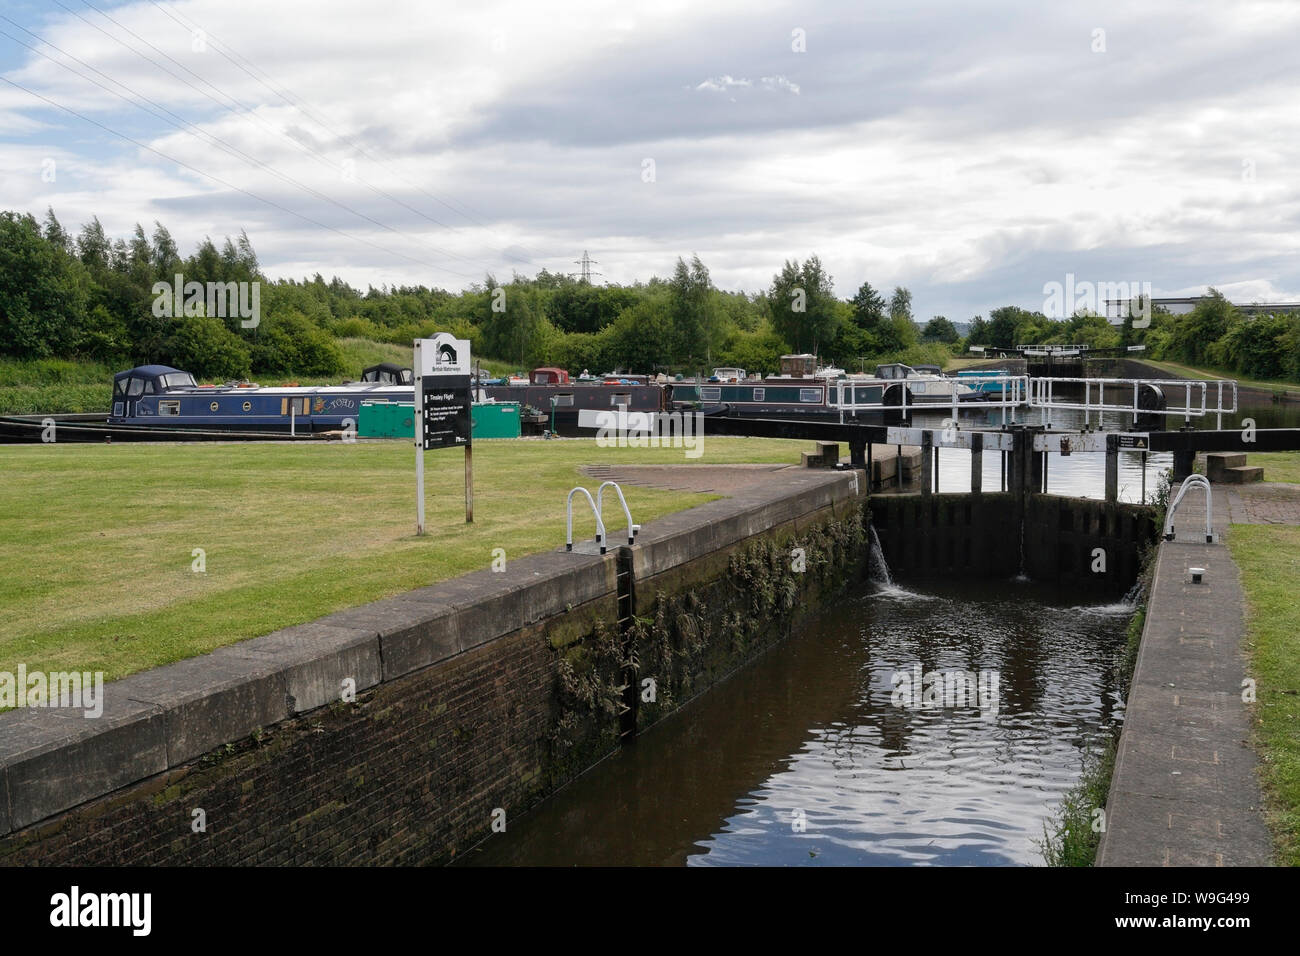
414 334 473 534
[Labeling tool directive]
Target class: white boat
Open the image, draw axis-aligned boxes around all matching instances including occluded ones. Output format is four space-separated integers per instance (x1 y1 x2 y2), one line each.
868 363 979 404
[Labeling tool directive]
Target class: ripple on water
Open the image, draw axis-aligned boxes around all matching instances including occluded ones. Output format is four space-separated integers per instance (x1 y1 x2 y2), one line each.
464 578 1132 867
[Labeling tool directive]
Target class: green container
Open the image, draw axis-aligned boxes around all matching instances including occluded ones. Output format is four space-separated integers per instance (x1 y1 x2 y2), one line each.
471 401 521 438
358 401 520 439
358 401 416 438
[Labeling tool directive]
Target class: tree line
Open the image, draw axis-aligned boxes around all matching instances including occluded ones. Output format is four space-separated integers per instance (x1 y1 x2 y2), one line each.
3 208 1296 383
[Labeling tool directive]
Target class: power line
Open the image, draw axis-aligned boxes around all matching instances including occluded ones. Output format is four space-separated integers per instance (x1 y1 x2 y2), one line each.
48 0 481 269
144 0 554 267
0 19 484 278
0 73 474 276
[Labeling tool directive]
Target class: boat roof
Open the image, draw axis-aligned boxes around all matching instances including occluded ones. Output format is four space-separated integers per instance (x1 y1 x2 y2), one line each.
116 365 184 380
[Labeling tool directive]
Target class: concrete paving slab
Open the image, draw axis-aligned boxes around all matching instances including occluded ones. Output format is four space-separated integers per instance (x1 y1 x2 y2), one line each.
1098 488 1274 866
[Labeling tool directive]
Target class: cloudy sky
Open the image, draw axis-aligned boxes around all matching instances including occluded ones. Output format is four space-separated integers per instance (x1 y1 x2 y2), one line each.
2 0 1298 321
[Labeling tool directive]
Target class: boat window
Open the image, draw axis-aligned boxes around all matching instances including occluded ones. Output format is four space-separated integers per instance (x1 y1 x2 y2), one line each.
112 402 124 417
799 388 821 403
159 400 181 416
553 393 574 407
143 380 156 394
126 377 145 397
701 387 721 402
160 372 196 388
610 393 631 407
752 387 765 402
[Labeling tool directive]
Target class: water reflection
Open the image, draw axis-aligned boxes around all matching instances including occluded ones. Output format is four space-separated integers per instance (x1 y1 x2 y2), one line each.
462 578 1129 867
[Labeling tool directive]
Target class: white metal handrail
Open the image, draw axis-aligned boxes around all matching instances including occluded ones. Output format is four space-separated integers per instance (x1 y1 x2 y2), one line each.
1163 474 1214 543
595 480 639 546
1029 377 1238 428
566 486 607 553
834 374 1029 426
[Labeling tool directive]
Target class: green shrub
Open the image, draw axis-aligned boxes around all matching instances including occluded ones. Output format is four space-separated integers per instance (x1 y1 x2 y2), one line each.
250 311 344 377
163 315 252 381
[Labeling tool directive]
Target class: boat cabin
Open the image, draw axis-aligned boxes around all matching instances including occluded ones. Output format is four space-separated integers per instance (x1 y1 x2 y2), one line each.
875 363 922 380
530 367 570 385
778 354 818 378
111 365 196 418
361 363 413 385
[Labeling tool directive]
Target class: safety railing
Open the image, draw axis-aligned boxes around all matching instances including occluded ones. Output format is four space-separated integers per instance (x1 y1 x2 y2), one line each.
834 374 1030 425
1163 474 1215 543
566 486 607 553
595 481 639 546
1029 377 1238 428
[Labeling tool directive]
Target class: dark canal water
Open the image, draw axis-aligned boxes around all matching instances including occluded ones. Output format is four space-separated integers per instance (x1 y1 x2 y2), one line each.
463 574 1132 867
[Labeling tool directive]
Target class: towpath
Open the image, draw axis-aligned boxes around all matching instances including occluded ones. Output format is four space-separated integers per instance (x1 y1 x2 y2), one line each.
1097 479 1300 865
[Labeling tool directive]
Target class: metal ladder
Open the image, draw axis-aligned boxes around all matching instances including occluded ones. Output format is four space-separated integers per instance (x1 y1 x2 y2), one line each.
565 481 640 553
596 481 639 546
1163 474 1215 543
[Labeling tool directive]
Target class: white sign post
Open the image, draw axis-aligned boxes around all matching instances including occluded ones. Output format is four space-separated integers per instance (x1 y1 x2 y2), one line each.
414 334 473 534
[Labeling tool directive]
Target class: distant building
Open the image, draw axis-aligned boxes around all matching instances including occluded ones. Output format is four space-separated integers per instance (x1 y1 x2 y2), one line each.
1104 296 1300 322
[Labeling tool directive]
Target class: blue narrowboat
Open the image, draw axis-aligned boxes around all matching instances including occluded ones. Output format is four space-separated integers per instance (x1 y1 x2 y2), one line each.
107 365 411 432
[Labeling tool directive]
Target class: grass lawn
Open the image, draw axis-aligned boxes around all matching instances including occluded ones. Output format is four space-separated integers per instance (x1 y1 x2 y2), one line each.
0 436 805 687
1228 523 1300 865
1245 452 1300 484
943 357 1003 370
1140 358 1300 398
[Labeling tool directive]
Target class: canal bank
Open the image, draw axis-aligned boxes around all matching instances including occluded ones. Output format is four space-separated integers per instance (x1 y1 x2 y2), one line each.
1 456 1165 867
1097 482 1274 866
0 465 869 865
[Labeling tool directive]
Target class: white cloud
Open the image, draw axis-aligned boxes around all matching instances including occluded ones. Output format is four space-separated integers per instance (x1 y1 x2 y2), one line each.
0 0 1297 319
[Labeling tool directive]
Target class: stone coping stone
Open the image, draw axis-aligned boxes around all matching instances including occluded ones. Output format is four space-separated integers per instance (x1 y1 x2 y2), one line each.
0 464 861 836
217 622 382 715
633 470 856 580
115 651 294 768
0 696 167 832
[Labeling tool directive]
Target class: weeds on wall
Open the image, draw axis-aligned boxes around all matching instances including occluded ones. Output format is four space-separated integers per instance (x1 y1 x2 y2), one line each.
548 506 868 766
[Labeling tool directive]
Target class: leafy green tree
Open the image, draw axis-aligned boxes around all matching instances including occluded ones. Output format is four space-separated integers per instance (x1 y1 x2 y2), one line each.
668 255 718 367
611 291 674 372
1158 289 1233 366
850 281 886 330
251 310 345 376
163 315 251 380
43 207 71 254
151 222 181 279
0 211 89 358
76 217 111 276
768 255 839 354
922 316 959 343
985 306 1026 349
889 286 913 323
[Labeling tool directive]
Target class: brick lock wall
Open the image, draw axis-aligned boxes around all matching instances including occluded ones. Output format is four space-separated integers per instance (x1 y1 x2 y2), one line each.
1 499 868 867
0 622 560 867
